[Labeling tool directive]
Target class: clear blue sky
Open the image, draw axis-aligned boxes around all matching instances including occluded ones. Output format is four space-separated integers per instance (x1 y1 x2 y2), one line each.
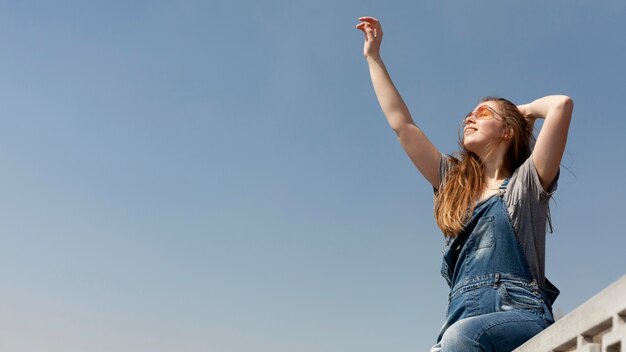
1 1 625 351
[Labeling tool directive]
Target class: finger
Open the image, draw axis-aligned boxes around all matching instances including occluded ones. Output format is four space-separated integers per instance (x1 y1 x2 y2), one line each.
359 18 380 30
355 24 368 39
356 23 374 40
355 22 370 32
358 16 379 23
359 18 381 34
363 24 375 41
356 21 372 27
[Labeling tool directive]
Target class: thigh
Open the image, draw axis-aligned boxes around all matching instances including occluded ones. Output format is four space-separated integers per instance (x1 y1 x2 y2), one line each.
439 311 547 352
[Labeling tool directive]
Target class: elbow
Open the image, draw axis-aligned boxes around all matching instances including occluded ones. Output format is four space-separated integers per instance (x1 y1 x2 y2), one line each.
560 95 574 112
553 96 574 119
392 125 404 137
392 122 417 138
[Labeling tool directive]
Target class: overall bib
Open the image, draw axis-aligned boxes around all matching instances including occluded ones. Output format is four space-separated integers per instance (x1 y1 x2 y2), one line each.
430 179 559 352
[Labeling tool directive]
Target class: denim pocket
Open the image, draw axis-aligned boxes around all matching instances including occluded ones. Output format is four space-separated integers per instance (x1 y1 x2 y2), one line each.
497 283 543 313
472 215 495 249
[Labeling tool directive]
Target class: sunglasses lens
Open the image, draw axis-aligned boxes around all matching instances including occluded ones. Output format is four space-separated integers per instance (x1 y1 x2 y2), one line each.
476 106 493 120
463 105 497 125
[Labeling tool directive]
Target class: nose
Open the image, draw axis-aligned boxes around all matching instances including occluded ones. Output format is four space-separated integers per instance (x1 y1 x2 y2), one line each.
463 113 477 126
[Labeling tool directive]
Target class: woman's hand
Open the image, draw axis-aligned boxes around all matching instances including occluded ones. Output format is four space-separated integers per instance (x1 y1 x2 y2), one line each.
516 103 539 130
356 16 383 60
517 104 539 120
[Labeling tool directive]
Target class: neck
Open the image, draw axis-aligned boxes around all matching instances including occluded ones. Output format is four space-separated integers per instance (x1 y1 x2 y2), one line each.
478 144 511 182
484 162 509 181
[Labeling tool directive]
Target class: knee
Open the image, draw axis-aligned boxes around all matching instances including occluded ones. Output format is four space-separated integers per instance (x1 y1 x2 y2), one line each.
440 320 482 352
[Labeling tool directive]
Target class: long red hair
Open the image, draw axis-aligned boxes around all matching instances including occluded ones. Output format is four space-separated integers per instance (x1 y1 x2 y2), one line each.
434 97 534 237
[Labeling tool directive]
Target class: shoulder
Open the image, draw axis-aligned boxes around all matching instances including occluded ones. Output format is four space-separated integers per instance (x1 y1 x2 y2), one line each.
508 157 559 200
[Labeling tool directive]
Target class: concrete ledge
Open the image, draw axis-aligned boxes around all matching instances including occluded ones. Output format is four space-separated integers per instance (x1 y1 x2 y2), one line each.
514 274 626 352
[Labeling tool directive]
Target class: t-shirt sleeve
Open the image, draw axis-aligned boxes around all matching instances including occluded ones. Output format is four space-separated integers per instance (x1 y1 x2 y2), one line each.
433 153 453 194
508 156 559 203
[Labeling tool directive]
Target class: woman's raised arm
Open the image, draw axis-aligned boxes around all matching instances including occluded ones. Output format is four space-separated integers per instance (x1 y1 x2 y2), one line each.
356 17 441 188
517 95 574 191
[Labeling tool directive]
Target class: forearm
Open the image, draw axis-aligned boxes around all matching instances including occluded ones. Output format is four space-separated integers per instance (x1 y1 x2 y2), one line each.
366 56 414 132
526 95 573 119
526 95 574 189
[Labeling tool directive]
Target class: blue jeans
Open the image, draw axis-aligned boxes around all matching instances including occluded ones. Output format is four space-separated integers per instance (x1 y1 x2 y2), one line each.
430 310 548 352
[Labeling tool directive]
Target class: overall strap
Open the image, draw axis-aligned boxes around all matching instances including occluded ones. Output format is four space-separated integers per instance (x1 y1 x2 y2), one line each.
498 178 510 196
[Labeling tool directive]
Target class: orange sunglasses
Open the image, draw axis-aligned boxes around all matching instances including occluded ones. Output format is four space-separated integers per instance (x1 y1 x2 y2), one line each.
463 105 505 126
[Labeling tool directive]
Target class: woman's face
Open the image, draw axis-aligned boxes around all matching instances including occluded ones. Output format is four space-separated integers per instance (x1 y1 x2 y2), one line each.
462 101 509 154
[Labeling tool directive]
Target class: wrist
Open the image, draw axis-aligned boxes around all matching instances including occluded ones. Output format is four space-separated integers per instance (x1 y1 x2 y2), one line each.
366 54 383 64
518 103 541 120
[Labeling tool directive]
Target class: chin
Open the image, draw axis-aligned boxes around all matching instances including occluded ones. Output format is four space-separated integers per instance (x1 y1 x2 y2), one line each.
462 139 480 154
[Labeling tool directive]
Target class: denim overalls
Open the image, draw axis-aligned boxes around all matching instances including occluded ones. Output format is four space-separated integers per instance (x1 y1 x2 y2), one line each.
430 179 560 352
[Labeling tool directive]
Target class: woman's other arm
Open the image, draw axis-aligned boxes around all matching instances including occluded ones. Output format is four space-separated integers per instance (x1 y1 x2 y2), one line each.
517 95 574 191
356 17 441 188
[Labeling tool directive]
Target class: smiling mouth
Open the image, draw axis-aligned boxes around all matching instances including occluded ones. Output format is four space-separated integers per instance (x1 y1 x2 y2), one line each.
464 127 477 134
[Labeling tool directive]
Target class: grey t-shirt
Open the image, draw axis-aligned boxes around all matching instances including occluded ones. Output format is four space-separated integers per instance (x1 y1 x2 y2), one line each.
437 154 558 287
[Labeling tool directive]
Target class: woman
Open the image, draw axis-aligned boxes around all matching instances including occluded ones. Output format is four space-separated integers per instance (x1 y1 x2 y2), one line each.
355 17 573 351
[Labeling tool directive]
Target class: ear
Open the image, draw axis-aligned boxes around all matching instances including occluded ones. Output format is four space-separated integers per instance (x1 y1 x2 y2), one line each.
502 126 513 141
